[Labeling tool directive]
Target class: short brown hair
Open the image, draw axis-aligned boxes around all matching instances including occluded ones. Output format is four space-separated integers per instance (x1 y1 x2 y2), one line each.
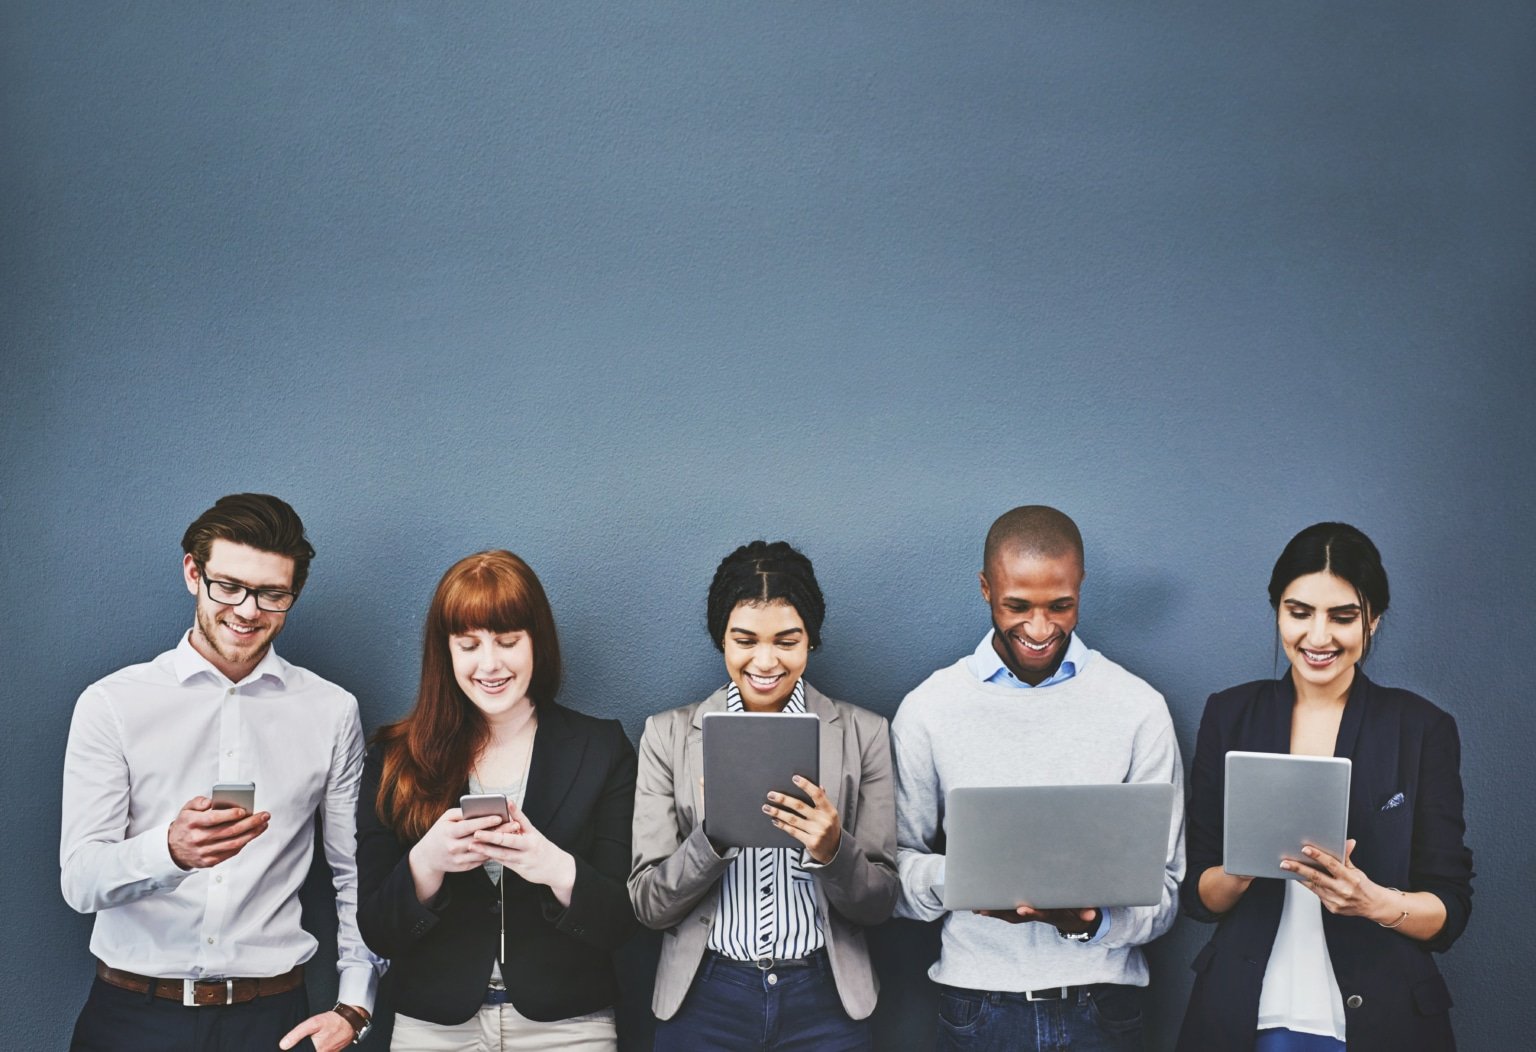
181 493 316 593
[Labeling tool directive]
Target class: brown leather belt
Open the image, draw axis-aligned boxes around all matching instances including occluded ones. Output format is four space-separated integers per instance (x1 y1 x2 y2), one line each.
96 960 304 1007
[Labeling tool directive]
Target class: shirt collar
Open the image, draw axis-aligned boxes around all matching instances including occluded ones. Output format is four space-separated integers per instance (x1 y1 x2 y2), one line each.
173 629 289 688
724 678 807 713
967 630 1087 689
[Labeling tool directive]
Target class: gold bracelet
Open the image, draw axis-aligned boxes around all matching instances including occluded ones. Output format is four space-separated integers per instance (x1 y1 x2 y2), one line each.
1378 887 1409 929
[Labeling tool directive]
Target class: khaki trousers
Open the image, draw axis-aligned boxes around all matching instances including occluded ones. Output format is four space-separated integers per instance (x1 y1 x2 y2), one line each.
391 1003 617 1052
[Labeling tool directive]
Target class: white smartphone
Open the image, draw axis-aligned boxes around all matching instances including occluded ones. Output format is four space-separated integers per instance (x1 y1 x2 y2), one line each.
210 782 256 813
460 793 510 823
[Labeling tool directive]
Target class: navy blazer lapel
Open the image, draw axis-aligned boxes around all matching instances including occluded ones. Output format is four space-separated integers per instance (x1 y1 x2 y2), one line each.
521 703 583 831
1335 670 1373 838
1333 670 1369 761
1261 675 1296 754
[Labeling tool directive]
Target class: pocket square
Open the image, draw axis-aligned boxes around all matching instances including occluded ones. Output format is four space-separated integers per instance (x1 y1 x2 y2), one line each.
1380 792 1405 811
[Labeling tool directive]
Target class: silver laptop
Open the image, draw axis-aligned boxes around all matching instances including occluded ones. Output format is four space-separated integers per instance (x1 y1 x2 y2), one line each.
1224 751 1351 880
701 712 820 850
941 783 1175 911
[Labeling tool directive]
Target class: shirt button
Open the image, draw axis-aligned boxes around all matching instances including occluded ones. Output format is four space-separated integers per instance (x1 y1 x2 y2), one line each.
227 688 235 696
1346 994 1363 1009
207 937 215 944
215 875 223 883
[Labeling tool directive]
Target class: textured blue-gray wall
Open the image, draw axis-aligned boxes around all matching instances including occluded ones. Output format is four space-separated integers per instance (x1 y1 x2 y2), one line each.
4 3 1531 1049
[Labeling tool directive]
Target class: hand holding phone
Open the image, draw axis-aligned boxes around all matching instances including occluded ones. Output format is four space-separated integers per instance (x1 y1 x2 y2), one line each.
471 797 577 906
408 796 509 889
168 792 269 870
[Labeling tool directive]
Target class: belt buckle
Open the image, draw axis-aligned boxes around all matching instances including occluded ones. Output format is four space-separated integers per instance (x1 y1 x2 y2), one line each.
1025 986 1068 1002
754 955 775 972
183 978 235 1007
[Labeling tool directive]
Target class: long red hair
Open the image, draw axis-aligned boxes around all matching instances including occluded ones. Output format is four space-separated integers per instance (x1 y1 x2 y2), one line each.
374 550 562 840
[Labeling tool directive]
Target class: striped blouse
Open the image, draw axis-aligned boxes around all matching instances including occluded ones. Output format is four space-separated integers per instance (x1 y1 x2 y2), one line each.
704 680 827 961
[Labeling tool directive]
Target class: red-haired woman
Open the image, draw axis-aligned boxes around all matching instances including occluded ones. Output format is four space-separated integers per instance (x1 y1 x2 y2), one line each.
356 550 637 1051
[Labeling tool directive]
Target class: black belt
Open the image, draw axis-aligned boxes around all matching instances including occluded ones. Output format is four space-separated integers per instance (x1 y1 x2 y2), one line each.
941 981 1104 1004
707 948 827 971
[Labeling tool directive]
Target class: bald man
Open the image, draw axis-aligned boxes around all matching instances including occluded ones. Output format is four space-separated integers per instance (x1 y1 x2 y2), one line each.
892 506 1185 1051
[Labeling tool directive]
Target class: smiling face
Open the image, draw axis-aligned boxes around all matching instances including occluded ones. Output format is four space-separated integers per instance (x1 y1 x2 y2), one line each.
979 547 1083 686
449 628 535 720
722 600 809 712
183 539 295 681
1278 571 1378 699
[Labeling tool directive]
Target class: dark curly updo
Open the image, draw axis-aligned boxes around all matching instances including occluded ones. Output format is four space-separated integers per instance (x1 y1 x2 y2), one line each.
706 540 826 651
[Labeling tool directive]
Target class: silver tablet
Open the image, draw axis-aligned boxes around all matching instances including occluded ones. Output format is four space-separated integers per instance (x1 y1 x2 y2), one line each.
941 783 1175 911
701 712 820 850
1223 751 1351 880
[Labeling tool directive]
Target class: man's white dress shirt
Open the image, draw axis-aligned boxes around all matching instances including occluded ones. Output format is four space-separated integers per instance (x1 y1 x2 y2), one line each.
60 632 382 1010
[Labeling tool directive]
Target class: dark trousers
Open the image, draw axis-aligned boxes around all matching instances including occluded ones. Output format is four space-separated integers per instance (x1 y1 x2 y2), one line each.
933 983 1145 1052
70 977 315 1052
653 951 871 1052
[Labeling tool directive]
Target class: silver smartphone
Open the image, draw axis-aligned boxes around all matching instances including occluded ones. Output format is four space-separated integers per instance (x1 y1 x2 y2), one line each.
210 782 256 813
460 793 510 823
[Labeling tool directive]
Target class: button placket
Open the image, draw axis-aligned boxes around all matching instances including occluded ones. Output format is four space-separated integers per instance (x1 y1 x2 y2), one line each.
199 683 242 971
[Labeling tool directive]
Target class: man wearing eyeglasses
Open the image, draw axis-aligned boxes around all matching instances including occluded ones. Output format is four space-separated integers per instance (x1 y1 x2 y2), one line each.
60 493 382 1052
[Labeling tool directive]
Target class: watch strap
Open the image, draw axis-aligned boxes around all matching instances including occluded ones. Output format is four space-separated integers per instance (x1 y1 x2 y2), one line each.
331 1002 370 1043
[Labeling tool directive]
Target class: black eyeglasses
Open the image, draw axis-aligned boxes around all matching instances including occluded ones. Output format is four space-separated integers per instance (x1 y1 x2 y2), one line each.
196 565 299 612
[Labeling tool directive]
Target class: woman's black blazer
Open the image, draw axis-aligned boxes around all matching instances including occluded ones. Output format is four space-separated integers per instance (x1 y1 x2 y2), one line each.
356 702 639 1025
1176 672 1473 1052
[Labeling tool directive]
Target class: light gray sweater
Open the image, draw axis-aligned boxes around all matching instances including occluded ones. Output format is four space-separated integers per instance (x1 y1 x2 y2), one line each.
892 646 1185 991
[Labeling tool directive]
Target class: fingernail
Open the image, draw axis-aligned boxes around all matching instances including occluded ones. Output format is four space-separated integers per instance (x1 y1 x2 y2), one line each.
762 805 772 814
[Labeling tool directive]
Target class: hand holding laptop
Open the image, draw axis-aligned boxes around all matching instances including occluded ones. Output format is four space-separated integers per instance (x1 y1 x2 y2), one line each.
975 904 1101 935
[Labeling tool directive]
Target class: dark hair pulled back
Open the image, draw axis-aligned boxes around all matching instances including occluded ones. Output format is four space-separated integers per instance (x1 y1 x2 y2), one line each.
1268 522 1389 660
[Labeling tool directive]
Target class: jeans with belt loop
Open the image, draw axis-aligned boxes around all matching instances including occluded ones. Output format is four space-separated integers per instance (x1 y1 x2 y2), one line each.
653 950 871 1052
933 983 1145 1052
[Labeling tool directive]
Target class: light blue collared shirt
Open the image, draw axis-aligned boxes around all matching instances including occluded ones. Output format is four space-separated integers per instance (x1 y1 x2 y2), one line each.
967 629 1089 689
964 629 1111 944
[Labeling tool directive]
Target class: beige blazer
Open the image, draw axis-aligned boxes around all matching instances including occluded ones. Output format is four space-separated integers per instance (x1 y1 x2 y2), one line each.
628 682 899 1021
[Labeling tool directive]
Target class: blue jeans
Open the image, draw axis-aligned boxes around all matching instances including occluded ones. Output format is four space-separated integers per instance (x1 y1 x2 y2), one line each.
933 984 1145 1052
1255 1029 1346 1052
653 950 871 1051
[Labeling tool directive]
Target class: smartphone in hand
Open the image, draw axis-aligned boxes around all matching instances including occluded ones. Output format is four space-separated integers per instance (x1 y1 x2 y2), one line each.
460 793 510 823
210 783 256 813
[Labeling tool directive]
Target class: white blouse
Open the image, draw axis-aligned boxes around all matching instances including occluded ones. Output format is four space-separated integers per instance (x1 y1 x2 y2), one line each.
1257 878 1348 1040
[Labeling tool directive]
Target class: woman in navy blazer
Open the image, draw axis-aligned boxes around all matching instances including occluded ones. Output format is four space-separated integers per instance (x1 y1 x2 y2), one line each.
1178 523 1473 1052
356 551 637 1050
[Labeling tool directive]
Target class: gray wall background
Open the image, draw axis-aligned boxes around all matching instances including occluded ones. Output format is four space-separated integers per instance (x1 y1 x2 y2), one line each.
4 2 1531 1049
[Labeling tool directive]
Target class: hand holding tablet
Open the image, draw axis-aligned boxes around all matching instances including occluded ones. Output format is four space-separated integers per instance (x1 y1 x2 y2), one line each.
701 712 821 851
